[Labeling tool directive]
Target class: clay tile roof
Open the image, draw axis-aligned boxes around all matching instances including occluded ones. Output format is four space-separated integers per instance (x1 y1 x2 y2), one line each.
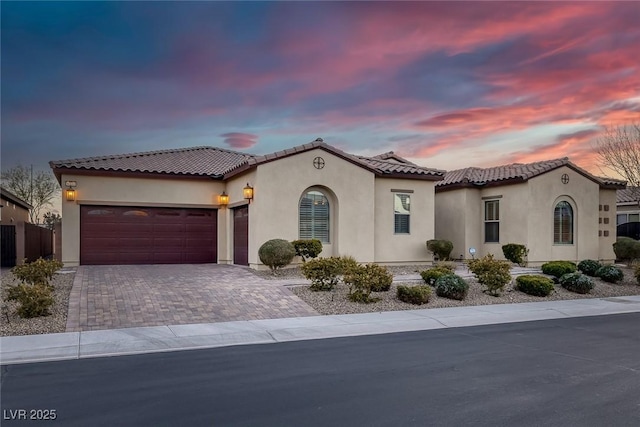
50 146 255 178
235 141 444 179
371 151 417 165
355 155 444 177
437 157 625 190
617 186 640 204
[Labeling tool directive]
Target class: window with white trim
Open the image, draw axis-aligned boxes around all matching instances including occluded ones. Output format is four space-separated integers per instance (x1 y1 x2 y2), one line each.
554 201 573 244
484 200 499 243
299 190 330 243
394 193 410 234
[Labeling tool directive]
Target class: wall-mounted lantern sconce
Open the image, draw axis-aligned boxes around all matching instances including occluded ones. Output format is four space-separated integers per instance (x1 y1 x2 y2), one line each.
218 191 229 206
243 183 254 203
65 180 77 201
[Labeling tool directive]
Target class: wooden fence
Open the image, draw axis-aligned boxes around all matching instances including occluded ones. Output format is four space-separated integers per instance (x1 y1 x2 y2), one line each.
24 223 53 262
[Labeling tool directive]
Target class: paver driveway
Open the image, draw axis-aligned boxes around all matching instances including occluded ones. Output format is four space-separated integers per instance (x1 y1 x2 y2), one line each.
66 264 318 332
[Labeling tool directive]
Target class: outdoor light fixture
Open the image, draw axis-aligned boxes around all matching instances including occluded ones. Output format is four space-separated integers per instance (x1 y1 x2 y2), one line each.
65 180 77 202
218 191 229 206
243 183 254 202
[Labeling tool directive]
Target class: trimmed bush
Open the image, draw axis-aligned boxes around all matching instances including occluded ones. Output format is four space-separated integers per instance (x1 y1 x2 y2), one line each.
541 261 577 279
301 257 343 291
258 239 296 273
560 272 594 294
515 275 555 297
613 237 640 261
426 239 454 261
595 265 624 283
467 254 512 296
6 283 54 318
344 264 391 303
338 255 360 276
291 239 323 262
435 274 469 300
502 243 529 266
577 259 602 277
420 267 452 286
11 258 63 287
397 285 431 305
433 261 457 273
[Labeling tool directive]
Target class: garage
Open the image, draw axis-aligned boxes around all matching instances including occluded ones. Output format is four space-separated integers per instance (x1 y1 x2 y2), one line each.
81 206 217 265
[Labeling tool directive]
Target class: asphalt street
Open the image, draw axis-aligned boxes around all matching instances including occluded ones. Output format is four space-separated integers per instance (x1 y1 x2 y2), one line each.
2 313 639 426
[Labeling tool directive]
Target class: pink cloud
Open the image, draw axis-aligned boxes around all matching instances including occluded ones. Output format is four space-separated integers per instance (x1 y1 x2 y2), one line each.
220 132 258 149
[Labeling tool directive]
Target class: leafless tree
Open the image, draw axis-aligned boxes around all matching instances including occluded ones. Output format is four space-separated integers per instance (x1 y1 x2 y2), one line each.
1 165 60 224
595 122 640 197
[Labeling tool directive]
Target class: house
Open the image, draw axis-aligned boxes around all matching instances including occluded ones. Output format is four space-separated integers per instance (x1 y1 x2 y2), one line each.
434 158 626 266
49 140 445 268
0 186 32 267
616 186 640 240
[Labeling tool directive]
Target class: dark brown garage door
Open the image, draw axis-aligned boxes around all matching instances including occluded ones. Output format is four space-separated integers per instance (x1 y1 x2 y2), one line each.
81 206 217 265
233 206 249 266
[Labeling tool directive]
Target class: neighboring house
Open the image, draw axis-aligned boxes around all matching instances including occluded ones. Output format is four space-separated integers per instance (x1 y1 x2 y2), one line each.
0 186 32 267
49 140 445 268
616 186 640 240
434 158 626 266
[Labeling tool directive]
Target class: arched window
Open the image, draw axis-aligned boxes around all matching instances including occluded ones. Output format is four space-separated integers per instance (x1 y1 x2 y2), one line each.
554 201 573 244
299 190 330 243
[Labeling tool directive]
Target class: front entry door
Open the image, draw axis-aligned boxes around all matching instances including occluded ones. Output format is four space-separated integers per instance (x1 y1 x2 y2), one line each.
233 206 249 266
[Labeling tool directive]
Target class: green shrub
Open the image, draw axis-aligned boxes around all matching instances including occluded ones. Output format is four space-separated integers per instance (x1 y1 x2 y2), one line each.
435 274 469 300
502 244 529 266
11 258 63 287
433 261 457 273
344 264 391 303
541 261 577 279
6 283 55 318
426 239 454 261
577 259 602 277
613 237 640 261
467 254 512 296
595 265 624 283
634 263 640 285
420 267 452 286
291 239 323 262
397 285 431 305
515 275 555 297
338 255 360 276
258 239 296 272
302 257 343 291
560 272 594 294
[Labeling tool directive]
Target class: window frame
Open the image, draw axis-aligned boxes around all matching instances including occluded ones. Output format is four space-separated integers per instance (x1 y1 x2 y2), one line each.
393 193 411 234
484 199 500 243
299 189 330 243
553 201 574 245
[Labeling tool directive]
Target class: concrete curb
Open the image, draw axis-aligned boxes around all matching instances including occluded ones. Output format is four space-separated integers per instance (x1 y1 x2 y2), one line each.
2 295 640 365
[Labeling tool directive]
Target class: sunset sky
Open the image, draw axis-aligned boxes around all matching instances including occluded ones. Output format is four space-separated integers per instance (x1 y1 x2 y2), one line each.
2 1 639 178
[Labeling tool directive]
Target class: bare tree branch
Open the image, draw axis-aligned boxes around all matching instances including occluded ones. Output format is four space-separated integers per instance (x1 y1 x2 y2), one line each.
595 122 640 199
1 165 60 224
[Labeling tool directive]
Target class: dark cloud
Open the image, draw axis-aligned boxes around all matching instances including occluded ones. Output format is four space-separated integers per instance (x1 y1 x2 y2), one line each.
220 132 258 150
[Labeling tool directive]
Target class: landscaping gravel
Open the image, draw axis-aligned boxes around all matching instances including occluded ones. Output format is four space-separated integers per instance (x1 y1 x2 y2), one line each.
290 267 640 315
0 269 76 337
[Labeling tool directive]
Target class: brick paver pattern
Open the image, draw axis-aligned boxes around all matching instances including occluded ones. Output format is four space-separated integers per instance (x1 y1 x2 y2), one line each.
66 264 318 332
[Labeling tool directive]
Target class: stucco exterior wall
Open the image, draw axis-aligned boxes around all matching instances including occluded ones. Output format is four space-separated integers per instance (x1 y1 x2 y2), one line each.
248 149 375 267
599 189 618 262
374 178 435 264
434 190 466 259
435 166 614 265
60 173 225 266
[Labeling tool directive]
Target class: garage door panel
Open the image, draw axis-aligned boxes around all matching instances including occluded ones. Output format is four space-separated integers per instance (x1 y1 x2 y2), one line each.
81 206 217 265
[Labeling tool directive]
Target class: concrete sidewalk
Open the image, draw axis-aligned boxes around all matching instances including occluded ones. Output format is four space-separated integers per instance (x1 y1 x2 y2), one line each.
2 295 640 365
